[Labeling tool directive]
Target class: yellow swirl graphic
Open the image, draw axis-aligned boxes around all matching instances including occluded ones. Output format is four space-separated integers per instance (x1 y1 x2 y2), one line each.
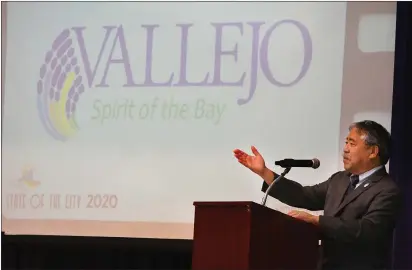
49 72 78 138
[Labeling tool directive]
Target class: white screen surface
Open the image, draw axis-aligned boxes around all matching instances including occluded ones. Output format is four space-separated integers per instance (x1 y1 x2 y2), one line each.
1 1 396 239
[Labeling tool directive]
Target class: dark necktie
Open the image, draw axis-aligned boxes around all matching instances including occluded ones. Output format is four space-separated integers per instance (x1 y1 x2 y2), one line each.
348 175 359 192
341 175 360 202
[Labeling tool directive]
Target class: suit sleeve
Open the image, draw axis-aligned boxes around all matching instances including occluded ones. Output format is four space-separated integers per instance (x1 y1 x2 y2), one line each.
261 172 338 211
318 187 402 245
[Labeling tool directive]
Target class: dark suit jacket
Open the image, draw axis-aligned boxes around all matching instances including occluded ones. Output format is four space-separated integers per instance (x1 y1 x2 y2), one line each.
262 167 402 270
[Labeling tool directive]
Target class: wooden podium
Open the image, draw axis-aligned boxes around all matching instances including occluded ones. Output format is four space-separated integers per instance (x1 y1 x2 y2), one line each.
192 201 319 270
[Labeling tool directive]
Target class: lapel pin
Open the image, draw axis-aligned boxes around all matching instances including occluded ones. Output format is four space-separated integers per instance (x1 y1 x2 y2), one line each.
364 183 370 187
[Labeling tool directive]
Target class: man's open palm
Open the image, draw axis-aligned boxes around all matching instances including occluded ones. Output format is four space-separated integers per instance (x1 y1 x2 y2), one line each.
233 146 266 175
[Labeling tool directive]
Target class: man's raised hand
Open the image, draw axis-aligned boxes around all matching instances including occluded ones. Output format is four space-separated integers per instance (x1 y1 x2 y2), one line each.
233 146 266 176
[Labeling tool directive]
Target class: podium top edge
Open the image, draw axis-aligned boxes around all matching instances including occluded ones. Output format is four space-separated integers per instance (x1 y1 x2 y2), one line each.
193 201 258 207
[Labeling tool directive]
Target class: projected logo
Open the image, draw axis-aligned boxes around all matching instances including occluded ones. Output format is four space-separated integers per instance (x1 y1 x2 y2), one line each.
36 22 312 141
37 29 84 142
18 167 41 189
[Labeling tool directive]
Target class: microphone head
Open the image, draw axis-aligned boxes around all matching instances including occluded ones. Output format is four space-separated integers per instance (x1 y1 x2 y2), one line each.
312 158 320 169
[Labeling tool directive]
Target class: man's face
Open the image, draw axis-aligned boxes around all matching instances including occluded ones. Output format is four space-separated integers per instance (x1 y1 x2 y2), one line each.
343 127 377 174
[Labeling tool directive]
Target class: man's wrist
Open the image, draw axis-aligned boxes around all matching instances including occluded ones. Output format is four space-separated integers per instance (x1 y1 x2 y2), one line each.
260 167 275 184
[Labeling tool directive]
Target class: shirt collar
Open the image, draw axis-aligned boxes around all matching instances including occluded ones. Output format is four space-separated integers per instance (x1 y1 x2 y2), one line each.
357 165 384 181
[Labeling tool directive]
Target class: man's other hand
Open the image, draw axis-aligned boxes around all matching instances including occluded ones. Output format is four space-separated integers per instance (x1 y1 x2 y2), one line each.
287 210 320 226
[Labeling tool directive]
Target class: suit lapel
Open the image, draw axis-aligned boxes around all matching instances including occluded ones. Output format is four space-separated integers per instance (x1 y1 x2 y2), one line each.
332 167 387 216
333 173 351 213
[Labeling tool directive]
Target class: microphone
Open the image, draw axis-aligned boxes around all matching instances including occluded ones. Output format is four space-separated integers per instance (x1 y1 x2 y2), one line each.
275 158 320 169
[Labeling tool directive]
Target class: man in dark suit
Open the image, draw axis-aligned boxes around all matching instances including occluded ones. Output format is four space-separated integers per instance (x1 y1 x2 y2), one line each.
233 120 402 270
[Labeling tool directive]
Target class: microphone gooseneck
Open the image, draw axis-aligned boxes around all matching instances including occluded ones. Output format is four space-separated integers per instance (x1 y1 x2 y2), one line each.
261 167 291 206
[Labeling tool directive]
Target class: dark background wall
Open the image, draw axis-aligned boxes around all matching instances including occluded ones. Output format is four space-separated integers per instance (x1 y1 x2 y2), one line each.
389 1 412 269
2 232 193 269
2 2 412 270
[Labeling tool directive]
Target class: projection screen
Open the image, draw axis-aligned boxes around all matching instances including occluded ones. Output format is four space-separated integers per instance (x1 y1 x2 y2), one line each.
1 1 397 239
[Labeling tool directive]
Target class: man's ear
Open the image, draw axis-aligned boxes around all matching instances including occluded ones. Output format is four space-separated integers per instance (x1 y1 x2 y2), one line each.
369 145 379 159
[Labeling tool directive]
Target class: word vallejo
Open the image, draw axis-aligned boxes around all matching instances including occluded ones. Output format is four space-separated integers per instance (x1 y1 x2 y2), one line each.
72 20 312 105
